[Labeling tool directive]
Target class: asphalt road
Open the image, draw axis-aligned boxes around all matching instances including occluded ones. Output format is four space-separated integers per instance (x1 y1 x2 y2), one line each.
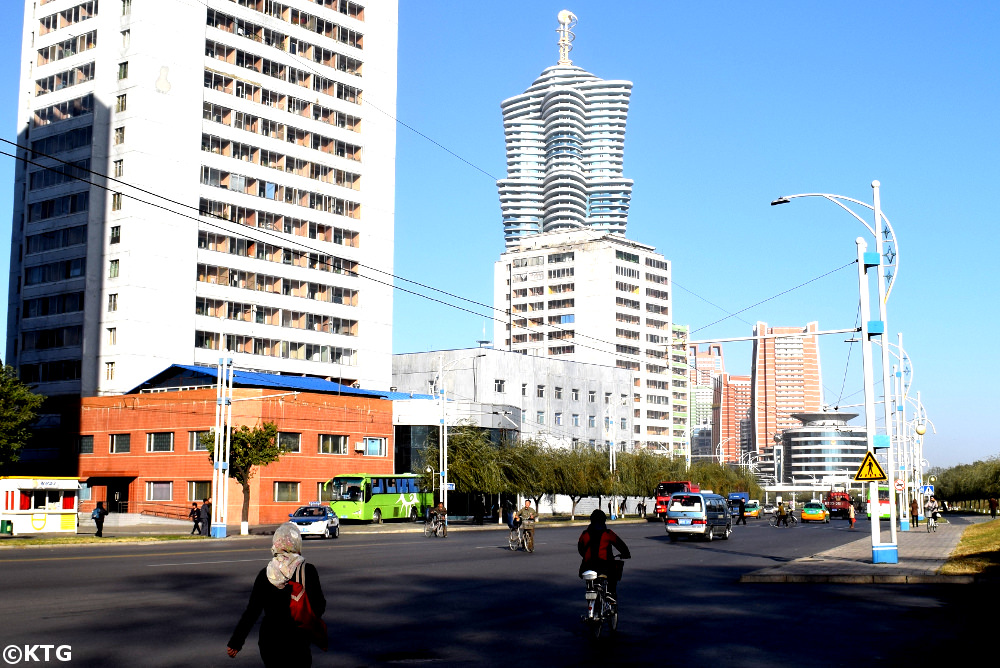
0 518 992 667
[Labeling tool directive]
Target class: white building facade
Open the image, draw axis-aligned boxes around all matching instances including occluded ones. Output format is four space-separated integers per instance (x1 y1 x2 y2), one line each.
393 347 633 451
7 0 397 400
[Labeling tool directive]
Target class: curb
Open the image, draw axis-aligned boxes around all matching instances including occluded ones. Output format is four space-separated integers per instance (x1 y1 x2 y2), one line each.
739 573 979 584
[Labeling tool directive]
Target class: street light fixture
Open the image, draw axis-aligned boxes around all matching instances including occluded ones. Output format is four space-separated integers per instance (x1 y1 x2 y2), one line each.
771 181 901 564
436 352 487 512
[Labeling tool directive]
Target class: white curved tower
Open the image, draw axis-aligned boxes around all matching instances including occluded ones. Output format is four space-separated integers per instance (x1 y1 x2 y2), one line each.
498 11 633 247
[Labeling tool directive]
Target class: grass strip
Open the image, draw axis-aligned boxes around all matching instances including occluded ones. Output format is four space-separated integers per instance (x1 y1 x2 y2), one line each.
1 534 207 548
941 518 1000 575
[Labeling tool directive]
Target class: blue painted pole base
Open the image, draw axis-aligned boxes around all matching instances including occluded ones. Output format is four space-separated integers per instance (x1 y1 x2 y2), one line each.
900 519 910 531
872 544 899 564
210 523 228 538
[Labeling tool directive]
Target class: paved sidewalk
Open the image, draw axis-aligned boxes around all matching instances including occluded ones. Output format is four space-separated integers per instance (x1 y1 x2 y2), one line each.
741 513 993 584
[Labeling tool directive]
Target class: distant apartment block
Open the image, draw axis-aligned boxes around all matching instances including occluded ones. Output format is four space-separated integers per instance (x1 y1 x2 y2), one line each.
712 373 752 463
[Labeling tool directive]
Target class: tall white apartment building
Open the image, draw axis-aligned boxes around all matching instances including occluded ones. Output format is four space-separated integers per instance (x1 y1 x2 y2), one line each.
7 0 398 406
492 12 686 457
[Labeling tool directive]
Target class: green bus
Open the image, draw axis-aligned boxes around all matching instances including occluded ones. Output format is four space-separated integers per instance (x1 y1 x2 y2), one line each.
327 473 432 523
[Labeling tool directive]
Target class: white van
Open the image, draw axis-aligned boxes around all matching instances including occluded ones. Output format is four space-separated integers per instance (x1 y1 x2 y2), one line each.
665 492 733 541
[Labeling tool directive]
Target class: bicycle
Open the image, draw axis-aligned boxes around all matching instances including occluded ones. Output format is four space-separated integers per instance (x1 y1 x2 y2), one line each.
581 556 624 639
508 520 534 552
769 513 798 527
926 510 940 533
423 514 447 538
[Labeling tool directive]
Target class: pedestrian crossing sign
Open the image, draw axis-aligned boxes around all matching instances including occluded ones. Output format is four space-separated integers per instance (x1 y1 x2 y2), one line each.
854 452 888 482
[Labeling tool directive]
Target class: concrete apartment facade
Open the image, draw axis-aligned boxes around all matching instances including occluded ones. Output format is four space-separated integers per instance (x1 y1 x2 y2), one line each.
7 1 398 467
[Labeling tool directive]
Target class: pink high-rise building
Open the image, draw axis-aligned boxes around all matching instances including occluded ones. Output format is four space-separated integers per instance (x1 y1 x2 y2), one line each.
712 373 751 463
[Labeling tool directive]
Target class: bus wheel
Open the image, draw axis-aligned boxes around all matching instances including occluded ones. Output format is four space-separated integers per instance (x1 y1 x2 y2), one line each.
373 509 382 524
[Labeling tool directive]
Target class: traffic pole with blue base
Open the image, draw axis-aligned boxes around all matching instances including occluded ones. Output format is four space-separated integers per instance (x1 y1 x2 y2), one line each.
873 544 899 563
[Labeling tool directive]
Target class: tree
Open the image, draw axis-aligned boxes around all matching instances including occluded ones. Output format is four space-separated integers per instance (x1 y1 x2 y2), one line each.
0 365 46 469
550 447 611 519
206 422 285 525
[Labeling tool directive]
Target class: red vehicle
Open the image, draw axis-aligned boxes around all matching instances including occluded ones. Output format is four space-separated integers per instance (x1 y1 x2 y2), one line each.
824 491 852 519
654 481 701 519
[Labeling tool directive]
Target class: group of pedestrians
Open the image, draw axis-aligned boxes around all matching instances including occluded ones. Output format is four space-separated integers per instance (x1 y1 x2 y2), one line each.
188 497 213 535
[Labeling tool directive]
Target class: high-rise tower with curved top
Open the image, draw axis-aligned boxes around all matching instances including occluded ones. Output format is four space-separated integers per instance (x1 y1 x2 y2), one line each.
498 10 633 247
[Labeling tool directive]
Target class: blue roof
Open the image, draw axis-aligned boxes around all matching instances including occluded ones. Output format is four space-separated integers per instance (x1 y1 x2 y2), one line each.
129 364 434 400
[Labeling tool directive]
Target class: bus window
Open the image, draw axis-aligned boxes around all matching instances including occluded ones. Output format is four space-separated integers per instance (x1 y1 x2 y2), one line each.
387 478 397 491
372 479 384 494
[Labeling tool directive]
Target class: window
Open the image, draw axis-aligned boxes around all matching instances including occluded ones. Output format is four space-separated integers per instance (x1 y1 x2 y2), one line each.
112 193 123 210
189 431 211 451
537 385 545 398
621 418 628 430
274 482 299 502
521 383 527 396
105 361 115 380
555 387 563 399
108 293 118 312
118 61 129 80
110 433 130 453
589 390 596 403
572 389 580 401
572 414 580 427
121 0 132 16
113 126 125 145
146 432 174 452
109 259 119 278
121 29 130 48
605 392 612 404
494 379 505 393
319 434 347 455
78 435 94 454
188 481 211 501
364 437 386 456
554 412 563 426
278 432 301 453
318 481 335 502
110 226 121 244
146 481 172 501
115 94 127 113
113 160 123 177
107 327 116 345
588 416 596 428
536 411 544 425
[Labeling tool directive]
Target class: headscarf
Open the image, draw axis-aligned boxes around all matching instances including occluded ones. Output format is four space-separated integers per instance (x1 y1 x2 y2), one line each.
266 522 305 588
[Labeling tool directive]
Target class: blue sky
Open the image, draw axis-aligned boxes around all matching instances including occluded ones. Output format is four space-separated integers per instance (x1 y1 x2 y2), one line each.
2 2 997 467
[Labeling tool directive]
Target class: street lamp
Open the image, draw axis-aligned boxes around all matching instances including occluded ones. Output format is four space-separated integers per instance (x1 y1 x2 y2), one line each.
772 181 901 564
436 353 486 512
716 436 736 465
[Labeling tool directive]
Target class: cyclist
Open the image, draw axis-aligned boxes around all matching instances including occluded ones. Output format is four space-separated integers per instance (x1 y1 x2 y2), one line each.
775 501 789 526
429 502 447 528
513 499 537 545
925 496 940 526
578 509 631 596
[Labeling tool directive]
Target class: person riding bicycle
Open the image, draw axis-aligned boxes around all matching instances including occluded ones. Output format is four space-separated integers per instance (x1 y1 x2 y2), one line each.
775 501 789 526
578 509 631 596
925 496 940 522
513 500 537 543
429 502 447 527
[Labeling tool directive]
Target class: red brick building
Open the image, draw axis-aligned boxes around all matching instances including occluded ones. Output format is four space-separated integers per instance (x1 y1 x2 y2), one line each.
78 366 395 525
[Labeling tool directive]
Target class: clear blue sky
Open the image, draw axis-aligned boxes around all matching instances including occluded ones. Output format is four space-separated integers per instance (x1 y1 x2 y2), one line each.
2 2 997 468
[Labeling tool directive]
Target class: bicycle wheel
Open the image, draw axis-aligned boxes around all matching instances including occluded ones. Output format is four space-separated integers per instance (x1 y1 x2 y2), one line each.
769 515 778 528
525 531 534 553
508 531 518 551
437 523 447 538
423 522 432 538
609 601 619 634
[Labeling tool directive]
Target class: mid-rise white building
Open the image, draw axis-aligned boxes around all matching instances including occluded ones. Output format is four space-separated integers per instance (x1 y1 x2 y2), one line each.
7 0 398 407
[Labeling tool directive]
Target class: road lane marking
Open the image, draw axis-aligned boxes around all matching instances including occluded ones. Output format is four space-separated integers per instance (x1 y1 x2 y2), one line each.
149 558 268 567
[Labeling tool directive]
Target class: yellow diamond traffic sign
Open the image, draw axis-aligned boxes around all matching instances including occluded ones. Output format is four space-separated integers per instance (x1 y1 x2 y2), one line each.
854 452 888 482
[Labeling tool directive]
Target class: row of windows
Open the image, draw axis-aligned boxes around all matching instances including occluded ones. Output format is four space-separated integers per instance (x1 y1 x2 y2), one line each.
535 412 628 430
198 230 357 276
30 125 92 157
39 0 98 36
29 159 90 191
196 262 358 305
140 480 362 504
33 93 94 128
35 61 94 97
37 30 96 66
228 1 364 47
201 132 360 190
196 297 358 336
615 250 639 264
200 166 360 219
24 257 85 286
203 70 363 144
26 224 87 254
199 198 359 247
22 291 85 319
195 330 357 365
80 431 378 455
21 325 81 351
19 359 81 383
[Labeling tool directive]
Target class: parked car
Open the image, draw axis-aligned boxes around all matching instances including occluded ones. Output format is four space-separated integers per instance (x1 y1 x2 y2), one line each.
800 501 831 523
289 503 340 538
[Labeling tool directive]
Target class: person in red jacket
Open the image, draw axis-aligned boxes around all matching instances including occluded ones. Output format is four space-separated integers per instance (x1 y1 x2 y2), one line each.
577 509 630 596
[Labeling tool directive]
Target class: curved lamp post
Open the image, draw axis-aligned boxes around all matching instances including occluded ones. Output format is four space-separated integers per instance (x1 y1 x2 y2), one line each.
437 353 486 512
772 181 901 563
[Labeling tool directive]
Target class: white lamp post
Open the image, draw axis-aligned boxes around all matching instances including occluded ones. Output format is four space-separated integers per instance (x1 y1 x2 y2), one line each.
773 181 901 563
436 353 486 512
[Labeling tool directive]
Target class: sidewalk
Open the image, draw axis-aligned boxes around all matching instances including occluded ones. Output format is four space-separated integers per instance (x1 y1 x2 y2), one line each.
741 513 993 584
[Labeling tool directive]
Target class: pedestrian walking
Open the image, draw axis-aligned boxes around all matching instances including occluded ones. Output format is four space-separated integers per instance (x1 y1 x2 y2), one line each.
736 498 747 525
910 498 919 527
989 496 998 519
200 497 212 535
189 502 202 535
848 503 856 529
227 523 327 667
91 501 108 537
